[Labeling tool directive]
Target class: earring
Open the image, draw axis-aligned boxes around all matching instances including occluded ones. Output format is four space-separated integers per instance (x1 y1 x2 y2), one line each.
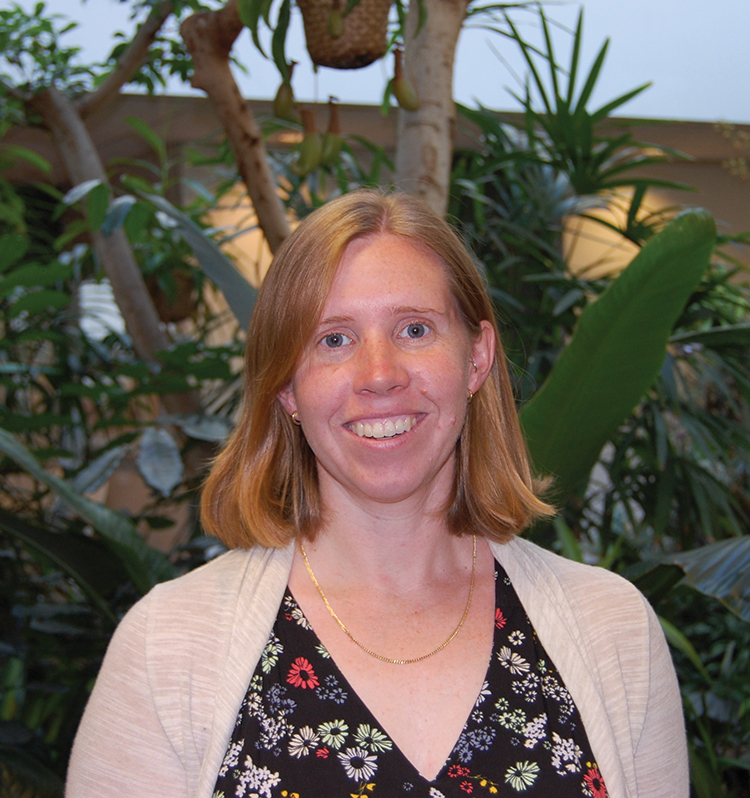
471 361 478 372
291 411 302 426
467 389 474 404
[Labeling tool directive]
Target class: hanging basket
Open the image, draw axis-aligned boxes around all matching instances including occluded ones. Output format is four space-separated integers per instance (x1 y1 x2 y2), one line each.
297 0 392 70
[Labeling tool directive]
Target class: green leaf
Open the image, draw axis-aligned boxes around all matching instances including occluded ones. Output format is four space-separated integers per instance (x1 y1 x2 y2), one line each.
520 209 716 498
0 235 27 273
62 179 102 206
553 516 583 562
102 194 136 236
0 427 175 594
659 616 712 684
271 0 291 82
86 182 110 232
671 323 750 348
143 194 257 329
125 116 167 163
136 427 183 498
8 288 70 317
0 508 120 623
0 145 51 174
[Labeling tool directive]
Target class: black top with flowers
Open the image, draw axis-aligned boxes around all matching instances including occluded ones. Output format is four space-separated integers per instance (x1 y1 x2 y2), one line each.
213 562 608 798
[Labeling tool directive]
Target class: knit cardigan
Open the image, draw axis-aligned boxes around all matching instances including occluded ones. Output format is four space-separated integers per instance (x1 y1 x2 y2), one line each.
65 537 688 798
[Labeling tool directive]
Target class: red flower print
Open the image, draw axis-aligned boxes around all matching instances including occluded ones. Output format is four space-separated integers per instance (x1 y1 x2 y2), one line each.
448 765 470 778
583 764 607 798
495 608 507 629
460 781 473 793
316 747 329 759
286 657 319 689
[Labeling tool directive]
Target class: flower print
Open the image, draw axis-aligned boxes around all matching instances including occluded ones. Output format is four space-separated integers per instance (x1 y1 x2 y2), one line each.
316 746 330 759
474 680 491 706
212 792 224 798
541 675 574 724
471 709 484 724
494 708 526 733
284 594 313 630
266 683 296 715
338 747 378 781
550 731 583 775
261 634 283 674
258 714 292 754
355 723 393 752
522 713 547 749
508 630 525 646
250 675 264 693
504 761 540 792
318 719 349 749
287 725 319 758
448 765 471 778
455 727 496 763
511 673 540 703
403 782 414 791
286 657 319 689
460 781 473 793
583 763 608 798
234 755 281 798
317 674 348 704
429 790 446 798
497 646 530 675
537 658 548 674
494 697 509 712
316 642 331 659
495 608 507 629
218 738 244 776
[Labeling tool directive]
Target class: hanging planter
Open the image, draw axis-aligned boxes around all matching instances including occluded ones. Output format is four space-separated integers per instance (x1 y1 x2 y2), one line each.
296 0 393 69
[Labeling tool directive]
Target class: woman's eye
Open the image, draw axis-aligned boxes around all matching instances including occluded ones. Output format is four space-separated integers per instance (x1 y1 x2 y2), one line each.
322 332 351 348
399 323 429 339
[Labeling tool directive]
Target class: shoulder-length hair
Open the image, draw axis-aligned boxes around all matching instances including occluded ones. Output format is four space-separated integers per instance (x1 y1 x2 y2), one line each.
201 189 553 548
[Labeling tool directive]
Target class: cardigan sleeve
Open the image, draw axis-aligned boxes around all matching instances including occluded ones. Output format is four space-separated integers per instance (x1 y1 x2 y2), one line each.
632 597 690 797
65 594 189 798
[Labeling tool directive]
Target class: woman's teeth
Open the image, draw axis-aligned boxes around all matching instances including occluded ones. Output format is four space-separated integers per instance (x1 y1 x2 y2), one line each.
352 417 416 439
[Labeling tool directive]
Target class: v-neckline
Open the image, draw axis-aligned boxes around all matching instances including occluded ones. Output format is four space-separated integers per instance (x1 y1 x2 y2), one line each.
284 571 499 783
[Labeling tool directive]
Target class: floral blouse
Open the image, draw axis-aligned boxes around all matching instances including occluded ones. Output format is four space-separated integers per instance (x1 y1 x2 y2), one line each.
213 562 608 798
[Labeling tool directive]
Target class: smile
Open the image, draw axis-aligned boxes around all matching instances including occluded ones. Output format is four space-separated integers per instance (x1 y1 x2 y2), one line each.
349 416 418 439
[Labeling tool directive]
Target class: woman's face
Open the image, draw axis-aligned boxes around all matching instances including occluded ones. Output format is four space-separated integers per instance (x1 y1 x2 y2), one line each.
278 234 494 510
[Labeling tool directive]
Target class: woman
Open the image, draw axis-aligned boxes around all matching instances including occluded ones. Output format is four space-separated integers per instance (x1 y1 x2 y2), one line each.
66 190 687 798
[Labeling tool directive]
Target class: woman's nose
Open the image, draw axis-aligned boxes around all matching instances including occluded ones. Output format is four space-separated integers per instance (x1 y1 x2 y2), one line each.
352 338 409 395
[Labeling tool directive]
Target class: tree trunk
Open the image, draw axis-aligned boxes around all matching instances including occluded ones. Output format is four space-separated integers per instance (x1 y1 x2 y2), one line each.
394 0 469 216
181 0 291 254
28 87 198 415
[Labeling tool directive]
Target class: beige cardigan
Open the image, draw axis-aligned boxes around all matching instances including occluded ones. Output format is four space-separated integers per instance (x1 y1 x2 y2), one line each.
66 538 688 797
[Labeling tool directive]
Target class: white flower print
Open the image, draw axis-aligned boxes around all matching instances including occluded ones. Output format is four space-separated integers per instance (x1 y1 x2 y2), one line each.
249 675 263 693
355 723 393 752
495 708 527 733
474 679 491 706
511 672 540 703
550 731 583 774
260 634 283 674
522 713 548 749
338 746 378 781
284 594 313 630
429 790 446 798
218 739 243 776
287 725 319 758
505 761 540 791
471 709 484 724
508 630 525 646
318 719 349 749
234 755 280 798
497 646 530 675
315 642 331 659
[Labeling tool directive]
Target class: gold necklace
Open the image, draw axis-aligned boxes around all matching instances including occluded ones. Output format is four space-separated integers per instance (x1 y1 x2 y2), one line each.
299 535 477 665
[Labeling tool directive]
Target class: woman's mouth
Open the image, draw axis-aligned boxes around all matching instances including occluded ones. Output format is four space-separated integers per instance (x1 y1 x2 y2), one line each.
349 416 418 439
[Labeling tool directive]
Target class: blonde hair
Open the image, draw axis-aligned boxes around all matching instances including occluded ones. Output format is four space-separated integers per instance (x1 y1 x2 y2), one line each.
201 189 553 548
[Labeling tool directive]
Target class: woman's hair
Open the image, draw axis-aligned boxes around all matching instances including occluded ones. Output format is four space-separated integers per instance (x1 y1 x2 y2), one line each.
201 189 553 548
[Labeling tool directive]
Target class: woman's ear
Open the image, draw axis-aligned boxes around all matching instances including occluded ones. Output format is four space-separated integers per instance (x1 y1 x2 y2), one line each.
277 383 298 416
469 320 496 394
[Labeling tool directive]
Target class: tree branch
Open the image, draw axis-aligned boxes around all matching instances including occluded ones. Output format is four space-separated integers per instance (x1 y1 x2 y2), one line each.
76 1 174 119
28 86 198 415
394 0 470 216
181 0 290 254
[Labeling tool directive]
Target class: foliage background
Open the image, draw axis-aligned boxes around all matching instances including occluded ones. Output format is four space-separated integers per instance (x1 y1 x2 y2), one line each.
0 2 748 796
